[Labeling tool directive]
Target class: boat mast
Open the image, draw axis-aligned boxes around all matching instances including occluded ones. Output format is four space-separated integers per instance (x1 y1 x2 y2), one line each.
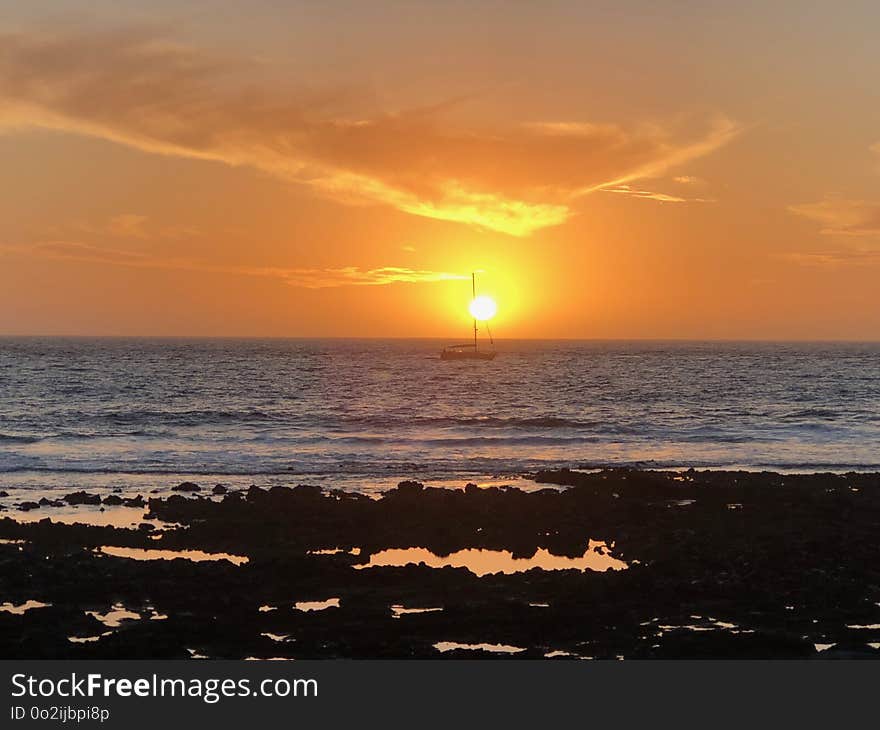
472 272 477 351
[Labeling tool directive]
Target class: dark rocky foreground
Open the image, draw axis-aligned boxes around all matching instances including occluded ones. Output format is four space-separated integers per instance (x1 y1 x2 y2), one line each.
1 468 879 659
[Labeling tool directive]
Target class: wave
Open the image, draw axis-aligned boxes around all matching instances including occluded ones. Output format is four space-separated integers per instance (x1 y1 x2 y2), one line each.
318 434 604 447
4 459 880 480
780 408 842 420
748 461 880 472
90 409 278 425
0 433 40 444
0 465 297 477
0 429 182 443
9 408 869 436
323 415 601 430
29 411 602 430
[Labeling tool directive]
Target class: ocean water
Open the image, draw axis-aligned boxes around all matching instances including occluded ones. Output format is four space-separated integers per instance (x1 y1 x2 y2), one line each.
1 338 879 497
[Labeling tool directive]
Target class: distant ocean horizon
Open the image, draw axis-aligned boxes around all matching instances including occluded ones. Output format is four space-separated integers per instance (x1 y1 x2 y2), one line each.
4 335 880 342
2 337 879 497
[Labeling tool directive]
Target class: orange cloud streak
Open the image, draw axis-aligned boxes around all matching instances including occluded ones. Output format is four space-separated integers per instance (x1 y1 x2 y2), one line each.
0 240 468 288
0 27 738 236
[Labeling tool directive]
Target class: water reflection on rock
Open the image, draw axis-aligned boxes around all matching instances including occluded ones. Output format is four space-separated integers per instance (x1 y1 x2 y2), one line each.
391 605 443 618
356 540 626 576
97 546 248 566
434 641 525 654
294 598 340 612
0 600 51 614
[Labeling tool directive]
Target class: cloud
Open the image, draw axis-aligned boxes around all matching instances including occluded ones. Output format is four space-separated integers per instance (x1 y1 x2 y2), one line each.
600 184 707 203
788 197 880 237
104 214 148 238
19 240 148 264
43 213 201 241
0 239 467 288
278 266 469 288
779 249 880 267
785 196 880 266
0 26 738 236
65 213 149 239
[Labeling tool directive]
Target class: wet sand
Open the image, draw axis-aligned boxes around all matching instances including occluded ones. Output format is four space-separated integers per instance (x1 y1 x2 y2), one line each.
1 468 879 658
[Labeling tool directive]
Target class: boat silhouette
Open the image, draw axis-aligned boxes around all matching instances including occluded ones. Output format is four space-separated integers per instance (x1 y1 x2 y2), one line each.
441 273 497 361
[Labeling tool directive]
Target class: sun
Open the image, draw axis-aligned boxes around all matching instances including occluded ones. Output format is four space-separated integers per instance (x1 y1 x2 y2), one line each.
469 295 497 321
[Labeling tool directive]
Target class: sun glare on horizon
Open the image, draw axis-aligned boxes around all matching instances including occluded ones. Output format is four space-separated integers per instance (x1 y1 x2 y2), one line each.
469 295 498 322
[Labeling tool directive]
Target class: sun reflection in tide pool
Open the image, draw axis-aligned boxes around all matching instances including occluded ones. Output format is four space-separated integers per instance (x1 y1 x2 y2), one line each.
434 641 525 654
355 540 626 576
97 546 248 566
85 604 140 628
0 600 51 614
391 605 443 618
294 598 340 612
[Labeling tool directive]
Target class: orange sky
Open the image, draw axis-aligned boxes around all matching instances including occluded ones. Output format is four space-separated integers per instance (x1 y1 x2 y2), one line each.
2 2 880 338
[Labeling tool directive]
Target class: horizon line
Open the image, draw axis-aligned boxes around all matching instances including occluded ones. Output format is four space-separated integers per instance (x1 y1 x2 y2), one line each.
3 334 880 344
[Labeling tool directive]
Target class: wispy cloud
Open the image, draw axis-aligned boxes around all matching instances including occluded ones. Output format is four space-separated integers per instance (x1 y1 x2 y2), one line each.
21 240 148 264
44 213 202 241
104 214 148 239
0 26 738 236
784 196 880 266
788 197 880 237
601 184 694 203
778 248 880 267
279 266 469 288
0 240 467 288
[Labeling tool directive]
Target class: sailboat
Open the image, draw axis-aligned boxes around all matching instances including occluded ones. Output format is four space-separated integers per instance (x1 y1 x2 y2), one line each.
440 273 498 360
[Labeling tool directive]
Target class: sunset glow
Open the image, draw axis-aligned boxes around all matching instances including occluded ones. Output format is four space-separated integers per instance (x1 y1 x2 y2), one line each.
0 4 878 339
2 1 879 675
469 295 498 322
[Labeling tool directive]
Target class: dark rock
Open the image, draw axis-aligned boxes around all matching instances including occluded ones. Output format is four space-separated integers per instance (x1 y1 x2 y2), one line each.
650 630 816 659
396 480 425 493
64 491 102 506
138 523 155 532
0 490 8 497
172 482 201 493
123 495 145 508
41 498 64 508
212 484 228 495
18 501 40 512
102 495 124 506
4 467 880 660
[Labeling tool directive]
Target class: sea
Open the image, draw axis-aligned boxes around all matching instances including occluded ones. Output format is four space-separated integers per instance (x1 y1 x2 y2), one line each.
1 337 879 502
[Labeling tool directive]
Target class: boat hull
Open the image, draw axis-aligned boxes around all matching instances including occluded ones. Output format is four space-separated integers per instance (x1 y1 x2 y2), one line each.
440 349 497 361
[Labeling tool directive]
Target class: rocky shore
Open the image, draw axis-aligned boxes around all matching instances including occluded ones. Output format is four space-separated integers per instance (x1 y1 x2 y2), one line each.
1 468 879 659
